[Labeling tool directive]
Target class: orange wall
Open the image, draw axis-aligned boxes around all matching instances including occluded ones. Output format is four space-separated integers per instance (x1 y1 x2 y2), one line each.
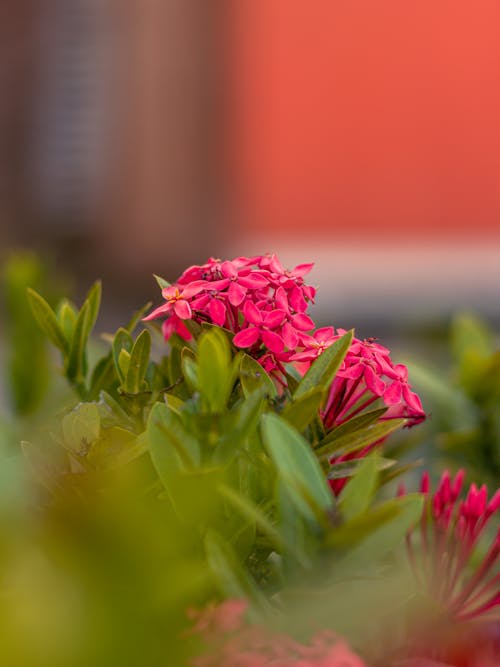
227 1 500 241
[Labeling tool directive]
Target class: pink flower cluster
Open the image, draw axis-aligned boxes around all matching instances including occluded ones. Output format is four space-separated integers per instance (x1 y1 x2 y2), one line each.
144 254 316 379
188 599 365 667
404 470 500 622
145 253 424 427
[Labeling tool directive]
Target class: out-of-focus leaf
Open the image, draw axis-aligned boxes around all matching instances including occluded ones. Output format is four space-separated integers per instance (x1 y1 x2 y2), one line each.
124 329 151 394
218 484 284 551
321 408 388 442
213 390 265 464
57 299 77 342
154 274 170 290
181 352 198 393
261 414 333 522
112 328 133 383
88 426 146 469
240 354 277 399
293 330 353 400
27 288 68 354
282 388 325 432
316 419 406 462
338 454 379 520
147 402 201 490
328 456 395 480
329 494 424 566
84 280 101 339
66 302 90 383
62 403 101 456
204 529 268 615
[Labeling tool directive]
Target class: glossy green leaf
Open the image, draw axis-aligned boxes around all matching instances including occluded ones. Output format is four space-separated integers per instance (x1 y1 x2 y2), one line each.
282 387 325 432
57 299 77 342
112 328 133 383
293 330 353 400
240 354 277 399
154 274 170 290
27 288 68 354
338 454 379 520
198 328 233 412
66 301 90 382
125 329 151 394
321 408 388 443
147 402 201 490
316 418 406 462
261 413 333 522
329 494 424 566
84 280 101 339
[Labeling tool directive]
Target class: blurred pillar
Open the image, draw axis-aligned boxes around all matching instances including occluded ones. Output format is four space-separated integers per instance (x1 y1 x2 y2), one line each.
99 0 220 287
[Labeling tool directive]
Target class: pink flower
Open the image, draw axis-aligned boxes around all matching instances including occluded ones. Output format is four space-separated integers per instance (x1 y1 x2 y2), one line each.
144 254 318 382
404 471 500 622
189 600 365 667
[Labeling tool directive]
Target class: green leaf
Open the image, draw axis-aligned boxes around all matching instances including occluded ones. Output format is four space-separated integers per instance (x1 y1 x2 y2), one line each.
213 390 265 464
198 328 233 412
240 354 277 399
282 387 325 432
87 426 147 470
316 418 406 462
329 494 424 566
328 456 395 480
204 529 268 615
84 280 101 338
338 454 379 520
147 402 201 489
88 355 116 399
125 301 153 333
321 408 388 443
66 301 90 383
181 352 198 392
57 299 77 342
261 413 334 523
125 329 151 394
293 330 353 400
112 328 133 383
27 288 68 354
62 403 101 456
154 274 171 290
218 484 285 551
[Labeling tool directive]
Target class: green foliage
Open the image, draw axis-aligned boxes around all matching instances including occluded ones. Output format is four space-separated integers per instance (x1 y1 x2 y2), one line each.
0 270 436 665
2 254 52 416
408 312 500 483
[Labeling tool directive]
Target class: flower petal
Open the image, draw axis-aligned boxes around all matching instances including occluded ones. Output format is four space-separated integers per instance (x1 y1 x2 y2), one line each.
243 300 263 325
208 299 227 326
233 327 261 348
291 313 315 332
174 299 192 319
261 329 285 354
263 309 286 329
143 302 173 321
228 281 246 307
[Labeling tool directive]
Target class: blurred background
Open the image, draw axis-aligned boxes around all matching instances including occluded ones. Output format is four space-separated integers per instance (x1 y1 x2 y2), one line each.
1 0 499 331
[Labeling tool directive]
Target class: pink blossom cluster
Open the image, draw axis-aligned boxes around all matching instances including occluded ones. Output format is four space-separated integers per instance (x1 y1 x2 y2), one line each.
188 599 365 667
144 254 317 379
145 253 424 426
404 470 500 622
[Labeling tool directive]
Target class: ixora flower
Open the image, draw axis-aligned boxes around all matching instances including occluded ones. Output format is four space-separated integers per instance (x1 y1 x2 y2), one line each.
144 253 318 378
403 470 500 623
388 471 500 667
188 600 365 667
295 329 426 495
